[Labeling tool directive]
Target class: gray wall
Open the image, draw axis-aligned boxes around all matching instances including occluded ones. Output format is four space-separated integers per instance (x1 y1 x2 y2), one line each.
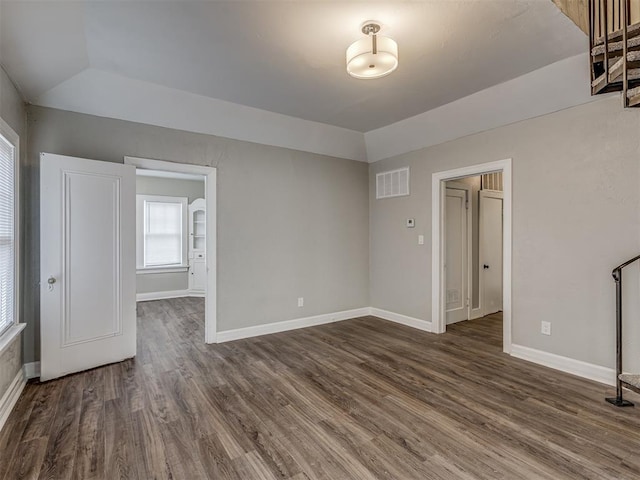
137 272 188 295
136 175 204 294
25 106 370 362
0 66 25 394
136 175 204 203
370 95 640 372
17 79 640 375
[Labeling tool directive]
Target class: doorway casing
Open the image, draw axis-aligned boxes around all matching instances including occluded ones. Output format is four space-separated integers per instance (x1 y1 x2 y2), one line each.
431 158 512 353
124 156 218 344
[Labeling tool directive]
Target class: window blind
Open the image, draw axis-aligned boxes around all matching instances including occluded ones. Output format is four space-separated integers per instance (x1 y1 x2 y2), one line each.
0 133 15 334
144 201 183 266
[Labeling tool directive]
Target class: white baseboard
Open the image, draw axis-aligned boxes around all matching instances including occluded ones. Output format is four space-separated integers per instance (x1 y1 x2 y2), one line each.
369 308 432 333
510 344 616 386
136 290 191 302
0 370 26 432
469 308 484 320
217 307 370 343
23 362 40 380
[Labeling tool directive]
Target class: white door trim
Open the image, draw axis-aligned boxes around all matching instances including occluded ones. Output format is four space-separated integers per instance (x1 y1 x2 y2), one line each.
432 159 512 353
124 156 218 344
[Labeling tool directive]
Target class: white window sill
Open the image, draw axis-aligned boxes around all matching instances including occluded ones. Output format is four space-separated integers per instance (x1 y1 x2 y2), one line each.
0 323 26 356
137 266 189 275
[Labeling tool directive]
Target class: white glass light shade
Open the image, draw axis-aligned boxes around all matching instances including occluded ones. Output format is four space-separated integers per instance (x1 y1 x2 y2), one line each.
346 35 398 79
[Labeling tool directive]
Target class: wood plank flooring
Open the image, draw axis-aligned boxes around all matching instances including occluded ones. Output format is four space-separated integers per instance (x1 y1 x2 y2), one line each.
2 300 640 479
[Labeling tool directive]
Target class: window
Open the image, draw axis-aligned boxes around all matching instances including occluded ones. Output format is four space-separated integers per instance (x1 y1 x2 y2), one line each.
0 121 18 335
136 195 188 270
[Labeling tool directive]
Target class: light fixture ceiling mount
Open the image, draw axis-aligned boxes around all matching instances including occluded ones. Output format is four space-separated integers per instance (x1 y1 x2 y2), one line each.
346 21 398 80
361 23 381 36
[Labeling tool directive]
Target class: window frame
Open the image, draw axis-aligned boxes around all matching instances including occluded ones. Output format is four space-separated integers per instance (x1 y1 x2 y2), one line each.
0 115 23 349
135 194 188 273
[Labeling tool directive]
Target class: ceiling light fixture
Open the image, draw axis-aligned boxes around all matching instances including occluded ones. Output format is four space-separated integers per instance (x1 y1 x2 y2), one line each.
346 22 398 80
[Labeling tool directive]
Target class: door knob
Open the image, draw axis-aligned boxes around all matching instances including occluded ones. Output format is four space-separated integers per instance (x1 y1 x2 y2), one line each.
483 264 490 269
47 276 56 284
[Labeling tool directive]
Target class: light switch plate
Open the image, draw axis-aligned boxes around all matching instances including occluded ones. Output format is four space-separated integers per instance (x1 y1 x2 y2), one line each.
418 235 424 245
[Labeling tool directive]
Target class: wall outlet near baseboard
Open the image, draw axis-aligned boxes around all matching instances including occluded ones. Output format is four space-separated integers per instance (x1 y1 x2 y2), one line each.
297 297 304 307
541 321 551 336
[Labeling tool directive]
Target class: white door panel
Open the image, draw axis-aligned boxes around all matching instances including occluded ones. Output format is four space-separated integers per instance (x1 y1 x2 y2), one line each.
445 188 468 325
40 153 136 381
190 260 207 292
480 190 503 316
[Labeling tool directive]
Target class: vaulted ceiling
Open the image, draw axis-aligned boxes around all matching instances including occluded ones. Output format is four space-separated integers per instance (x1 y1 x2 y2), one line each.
1 1 587 133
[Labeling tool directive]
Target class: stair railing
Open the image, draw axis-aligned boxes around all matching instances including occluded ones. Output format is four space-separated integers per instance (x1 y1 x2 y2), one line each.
589 0 632 103
605 253 640 407
590 0 630 42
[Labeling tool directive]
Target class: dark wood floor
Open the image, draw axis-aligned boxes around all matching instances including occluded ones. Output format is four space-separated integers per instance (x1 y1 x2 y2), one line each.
1 300 639 479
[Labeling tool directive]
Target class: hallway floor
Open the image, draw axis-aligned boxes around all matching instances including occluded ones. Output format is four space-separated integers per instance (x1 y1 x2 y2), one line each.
1 300 639 479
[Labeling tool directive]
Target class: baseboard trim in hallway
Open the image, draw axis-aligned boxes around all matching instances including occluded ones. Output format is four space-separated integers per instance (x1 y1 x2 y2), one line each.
217 307 371 342
0 370 26 432
136 290 192 302
217 307 434 342
23 362 41 380
511 344 616 386
369 307 432 332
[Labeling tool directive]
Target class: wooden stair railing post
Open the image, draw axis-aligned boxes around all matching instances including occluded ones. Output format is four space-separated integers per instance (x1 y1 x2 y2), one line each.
604 0 610 82
590 0 595 85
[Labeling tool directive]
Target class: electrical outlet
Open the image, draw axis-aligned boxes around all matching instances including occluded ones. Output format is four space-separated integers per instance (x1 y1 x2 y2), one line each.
297 297 304 307
541 321 551 336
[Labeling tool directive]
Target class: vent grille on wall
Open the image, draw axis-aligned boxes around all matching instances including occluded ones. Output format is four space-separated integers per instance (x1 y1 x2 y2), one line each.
376 167 409 199
481 172 503 191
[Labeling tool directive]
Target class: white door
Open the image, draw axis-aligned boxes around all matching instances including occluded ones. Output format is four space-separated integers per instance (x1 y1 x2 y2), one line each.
480 190 503 316
445 188 469 325
40 153 136 381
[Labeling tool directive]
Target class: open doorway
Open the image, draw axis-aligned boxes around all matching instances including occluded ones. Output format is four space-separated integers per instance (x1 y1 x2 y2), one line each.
135 169 206 299
432 159 512 353
125 157 217 344
443 174 504 344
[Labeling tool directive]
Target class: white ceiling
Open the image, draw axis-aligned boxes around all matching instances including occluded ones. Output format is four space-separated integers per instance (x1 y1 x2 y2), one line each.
1 1 587 133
